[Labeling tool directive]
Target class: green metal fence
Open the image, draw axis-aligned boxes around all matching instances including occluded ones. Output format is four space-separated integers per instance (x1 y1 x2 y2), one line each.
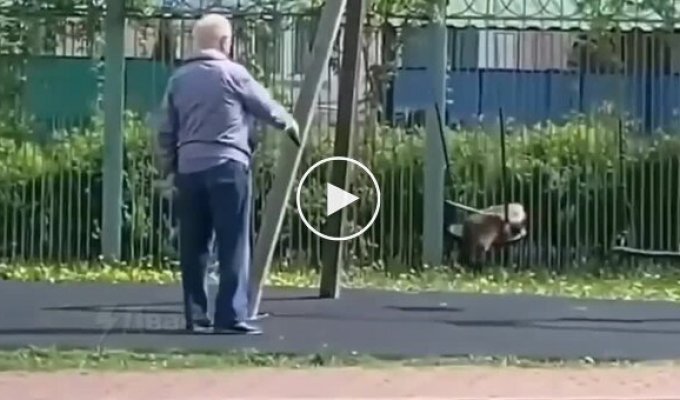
2 2 680 272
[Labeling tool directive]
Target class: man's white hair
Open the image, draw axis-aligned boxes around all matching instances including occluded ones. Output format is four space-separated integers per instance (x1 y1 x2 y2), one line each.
192 13 232 51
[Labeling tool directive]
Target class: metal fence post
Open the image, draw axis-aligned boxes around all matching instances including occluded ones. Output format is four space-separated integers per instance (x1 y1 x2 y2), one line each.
422 6 447 267
101 0 126 260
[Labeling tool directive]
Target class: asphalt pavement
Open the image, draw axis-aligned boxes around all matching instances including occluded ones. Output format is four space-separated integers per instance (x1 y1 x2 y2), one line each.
1 280 680 360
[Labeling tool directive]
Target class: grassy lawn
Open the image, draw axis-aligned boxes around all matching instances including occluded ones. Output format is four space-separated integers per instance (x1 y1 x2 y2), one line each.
3 262 680 302
0 346 656 372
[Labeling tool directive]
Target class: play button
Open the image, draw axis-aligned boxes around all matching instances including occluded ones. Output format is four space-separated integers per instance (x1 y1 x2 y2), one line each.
296 156 381 242
326 183 359 216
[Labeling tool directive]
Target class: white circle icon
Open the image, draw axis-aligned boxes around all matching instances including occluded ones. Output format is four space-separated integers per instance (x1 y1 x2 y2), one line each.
296 156 381 241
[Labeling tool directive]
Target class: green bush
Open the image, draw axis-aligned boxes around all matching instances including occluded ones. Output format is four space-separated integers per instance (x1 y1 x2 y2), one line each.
1 112 680 271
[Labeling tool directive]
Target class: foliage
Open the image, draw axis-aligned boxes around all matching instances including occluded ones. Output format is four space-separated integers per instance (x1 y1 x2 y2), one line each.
0 345 647 371
4 261 680 303
2 112 680 271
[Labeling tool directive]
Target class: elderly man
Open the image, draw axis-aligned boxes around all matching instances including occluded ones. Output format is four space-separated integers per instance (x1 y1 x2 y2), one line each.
155 13 300 335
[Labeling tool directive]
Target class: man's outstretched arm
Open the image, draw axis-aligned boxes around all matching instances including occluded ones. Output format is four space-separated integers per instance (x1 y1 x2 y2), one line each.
230 65 301 146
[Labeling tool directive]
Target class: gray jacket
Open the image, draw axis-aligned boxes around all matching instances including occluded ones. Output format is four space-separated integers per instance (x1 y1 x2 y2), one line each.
155 49 293 175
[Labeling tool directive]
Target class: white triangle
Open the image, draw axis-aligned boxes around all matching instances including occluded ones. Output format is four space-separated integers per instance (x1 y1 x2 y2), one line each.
326 183 359 217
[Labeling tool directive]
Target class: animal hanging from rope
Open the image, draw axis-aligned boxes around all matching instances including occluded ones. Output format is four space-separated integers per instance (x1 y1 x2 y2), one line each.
433 103 528 272
456 202 528 272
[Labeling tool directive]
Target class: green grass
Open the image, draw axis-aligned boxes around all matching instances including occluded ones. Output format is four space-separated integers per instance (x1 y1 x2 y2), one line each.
3 261 680 302
0 346 663 372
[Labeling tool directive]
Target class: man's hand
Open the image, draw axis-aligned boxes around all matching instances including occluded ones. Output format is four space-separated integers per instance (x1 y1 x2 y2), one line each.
284 117 301 148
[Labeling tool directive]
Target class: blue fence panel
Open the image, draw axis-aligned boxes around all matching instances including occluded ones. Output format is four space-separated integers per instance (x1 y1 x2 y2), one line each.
392 68 680 132
544 70 580 123
580 72 630 117
390 68 474 125
447 69 480 123
652 74 680 132
478 69 552 126
391 68 436 111
16 57 680 134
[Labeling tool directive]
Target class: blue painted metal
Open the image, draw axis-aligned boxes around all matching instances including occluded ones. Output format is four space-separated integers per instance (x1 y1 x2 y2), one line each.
392 68 680 132
15 56 680 134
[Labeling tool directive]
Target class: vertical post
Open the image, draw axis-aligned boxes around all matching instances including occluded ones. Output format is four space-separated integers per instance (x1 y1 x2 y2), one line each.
319 0 368 298
101 0 125 260
422 4 447 267
499 108 509 267
248 0 348 318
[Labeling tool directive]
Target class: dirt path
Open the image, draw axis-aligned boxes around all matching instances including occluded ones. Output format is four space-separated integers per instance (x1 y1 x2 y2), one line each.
2 366 680 399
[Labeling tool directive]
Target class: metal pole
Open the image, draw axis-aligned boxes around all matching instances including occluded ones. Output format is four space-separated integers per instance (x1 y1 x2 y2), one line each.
422 3 447 267
499 108 508 220
319 0 369 299
499 108 509 267
248 0 348 318
101 0 125 260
